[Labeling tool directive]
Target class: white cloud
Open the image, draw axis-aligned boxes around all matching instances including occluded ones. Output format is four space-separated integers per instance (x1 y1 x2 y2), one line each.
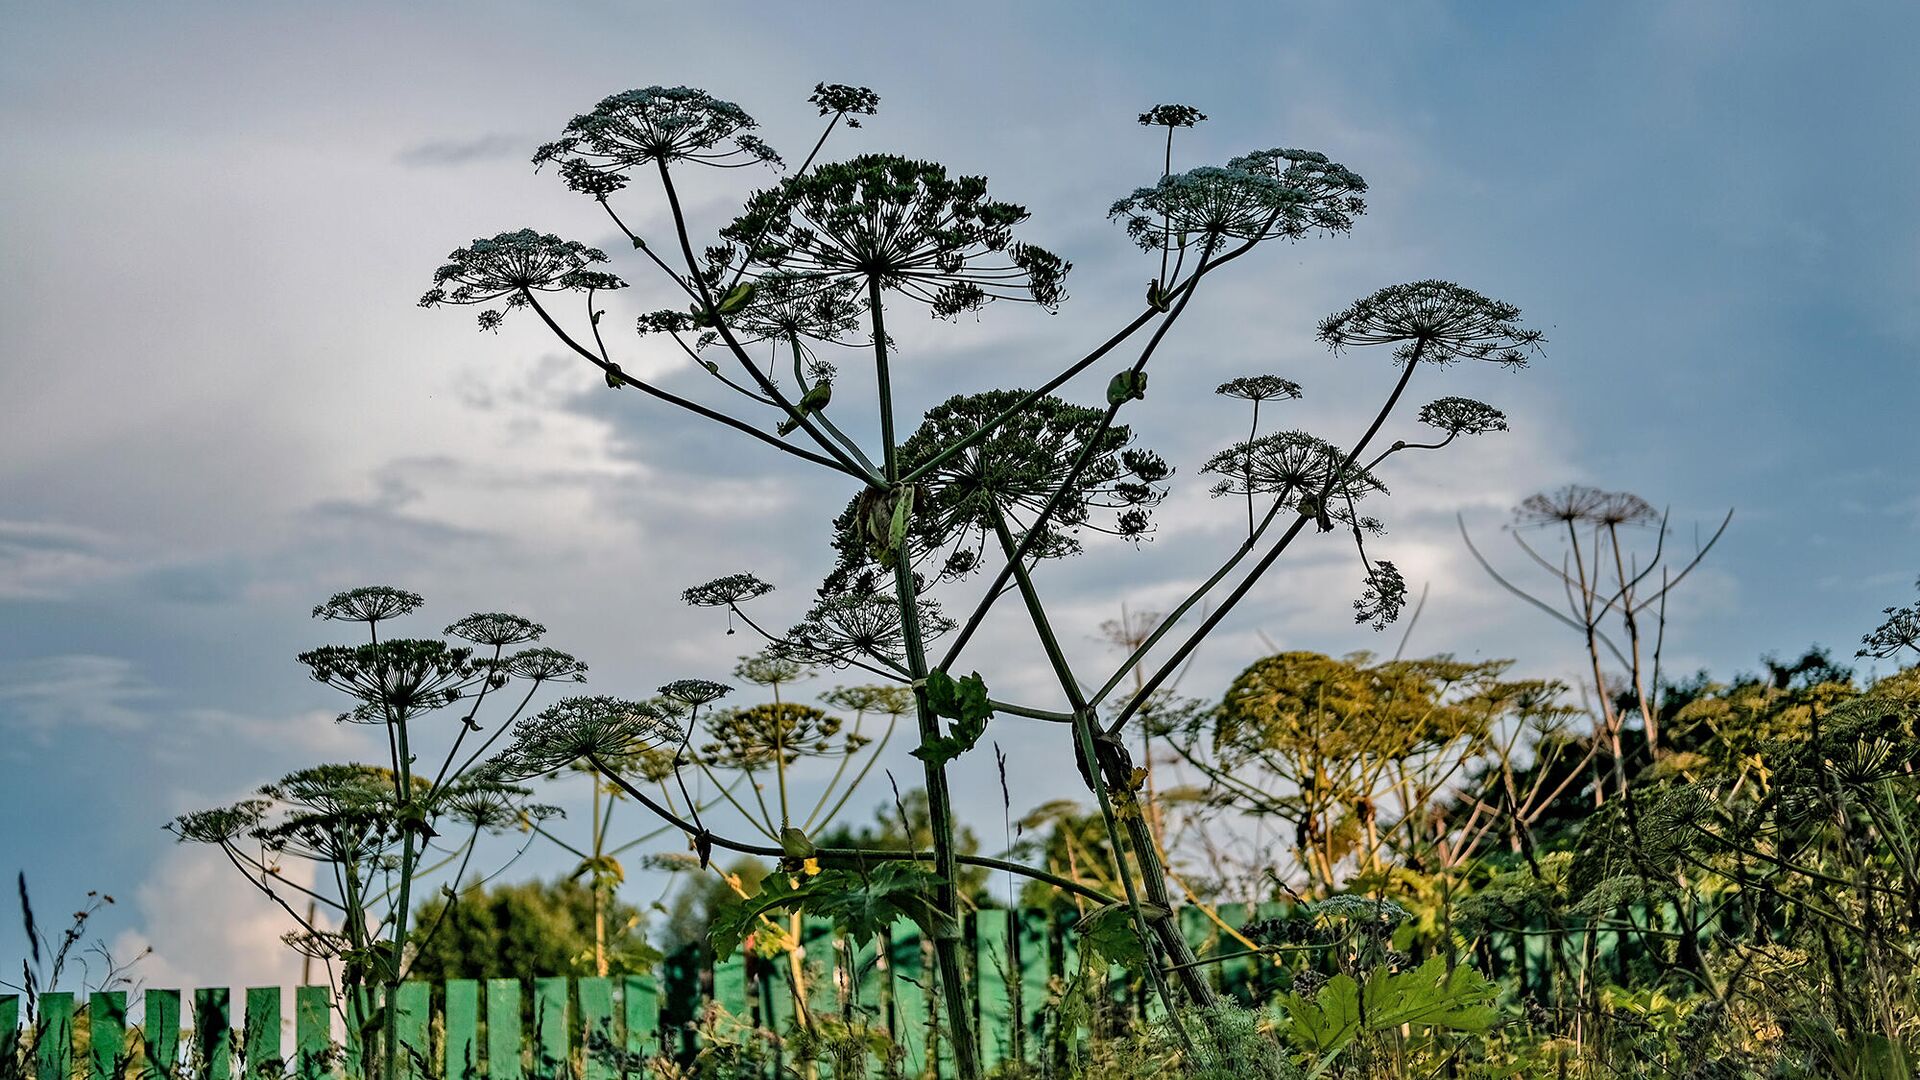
112 847 310 994
0 655 160 741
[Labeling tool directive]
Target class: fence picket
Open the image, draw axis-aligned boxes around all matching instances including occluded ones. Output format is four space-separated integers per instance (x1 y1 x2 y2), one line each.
972 911 1010 1071
143 991 179 1080
244 988 280 1080
91 992 127 1080
36 992 73 1080
393 984 429 1080
576 979 613 1080
484 980 521 1080
294 987 329 1080
530 979 567 1080
620 975 658 1064
711 951 747 1024
193 989 230 1080
1 996 18 1080
442 981 477 1080
884 929 926 1075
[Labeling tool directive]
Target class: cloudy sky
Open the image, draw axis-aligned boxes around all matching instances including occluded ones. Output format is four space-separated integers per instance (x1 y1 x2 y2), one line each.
3 1 1916 994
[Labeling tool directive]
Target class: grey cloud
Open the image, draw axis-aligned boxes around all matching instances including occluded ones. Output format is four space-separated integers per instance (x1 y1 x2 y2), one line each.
0 654 161 740
0 520 125 600
396 133 527 168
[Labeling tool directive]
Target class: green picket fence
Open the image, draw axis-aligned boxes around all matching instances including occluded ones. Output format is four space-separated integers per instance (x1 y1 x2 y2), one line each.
4 901 1661 1078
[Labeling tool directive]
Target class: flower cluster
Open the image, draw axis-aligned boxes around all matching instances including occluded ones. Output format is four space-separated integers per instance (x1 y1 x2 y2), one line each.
297 640 482 715
1109 148 1367 252
1860 580 1920 660
419 230 620 331
1201 430 1385 510
718 154 1069 315
683 572 775 609
1417 396 1508 436
1515 485 1657 528
444 612 547 648
313 586 424 624
772 592 953 669
487 696 683 780
1354 559 1409 631
1216 375 1303 403
1227 148 1368 236
809 83 881 126
533 86 779 191
1318 280 1543 367
1139 103 1208 128
700 702 860 769
827 391 1170 587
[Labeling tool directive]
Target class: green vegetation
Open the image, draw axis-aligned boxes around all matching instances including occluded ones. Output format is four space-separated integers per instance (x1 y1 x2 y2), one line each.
78 80 1913 1079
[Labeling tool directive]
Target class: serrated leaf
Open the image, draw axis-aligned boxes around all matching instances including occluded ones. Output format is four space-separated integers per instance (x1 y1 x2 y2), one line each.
1283 974 1361 1054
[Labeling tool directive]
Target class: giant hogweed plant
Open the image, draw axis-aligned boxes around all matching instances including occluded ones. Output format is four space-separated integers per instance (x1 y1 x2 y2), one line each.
423 83 1541 1076
167 589 584 1080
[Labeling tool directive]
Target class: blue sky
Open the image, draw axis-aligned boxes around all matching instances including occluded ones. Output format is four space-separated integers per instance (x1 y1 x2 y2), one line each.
2 0 1916 992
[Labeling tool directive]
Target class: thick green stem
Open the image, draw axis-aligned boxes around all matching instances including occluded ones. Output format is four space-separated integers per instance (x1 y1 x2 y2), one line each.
990 512 1215 1012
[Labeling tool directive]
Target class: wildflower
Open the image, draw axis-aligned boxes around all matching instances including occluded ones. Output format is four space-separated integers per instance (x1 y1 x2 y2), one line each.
312 586 424 624
1227 148 1368 236
500 647 588 683
819 684 915 716
700 702 854 769
445 612 547 648
1215 375 1303 403
1317 279 1543 367
297 640 481 713
487 696 683 780
809 83 880 126
719 155 1069 315
825 391 1168 585
1110 167 1311 251
773 591 953 668
1860 582 1920 659
1138 104 1208 128
1515 485 1656 528
420 229 620 331
682 572 775 608
532 86 778 186
657 681 732 718
1200 430 1385 509
1354 559 1408 630
1417 396 1508 436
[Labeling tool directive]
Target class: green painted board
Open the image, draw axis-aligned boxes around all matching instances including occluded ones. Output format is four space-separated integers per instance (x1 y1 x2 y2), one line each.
761 951 795 1046
192 990 230 1080
37 992 73 1080
392 983 430 1080
973 911 1011 1070
244 988 280 1079
531 978 568 1080
621 974 658 1061
711 951 748 1023
1 996 20 1080
576 978 614 1080
91 992 128 1080
144 991 179 1080
293 987 329 1080
1016 909 1049 1063
801 918 838 1024
1179 906 1221 993
443 981 478 1080
886 929 927 1076
484 980 521 1080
